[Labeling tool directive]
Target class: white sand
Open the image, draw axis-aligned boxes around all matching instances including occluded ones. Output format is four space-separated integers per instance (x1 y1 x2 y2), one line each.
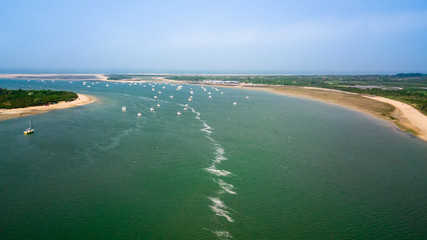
0 94 96 120
364 96 427 141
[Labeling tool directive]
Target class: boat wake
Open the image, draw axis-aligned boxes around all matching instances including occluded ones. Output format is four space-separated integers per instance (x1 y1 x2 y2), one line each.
215 178 236 195
183 104 236 239
208 197 234 222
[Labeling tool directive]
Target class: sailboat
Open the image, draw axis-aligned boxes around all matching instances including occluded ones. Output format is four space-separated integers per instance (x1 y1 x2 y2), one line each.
24 118 34 135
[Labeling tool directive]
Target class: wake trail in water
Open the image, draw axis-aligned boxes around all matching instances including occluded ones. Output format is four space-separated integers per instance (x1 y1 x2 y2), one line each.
183 104 236 239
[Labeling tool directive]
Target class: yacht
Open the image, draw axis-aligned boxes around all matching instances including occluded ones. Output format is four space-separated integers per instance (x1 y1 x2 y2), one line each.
24 118 34 135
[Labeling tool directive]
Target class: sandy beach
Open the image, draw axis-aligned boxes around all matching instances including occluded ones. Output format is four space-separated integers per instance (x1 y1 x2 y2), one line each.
0 94 96 121
231 85 427 142
2 74 426 141
0 74 107 81
364 96 427 141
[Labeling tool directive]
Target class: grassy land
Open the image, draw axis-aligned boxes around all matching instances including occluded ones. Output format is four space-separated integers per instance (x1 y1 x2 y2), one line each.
0 88 78 109
105 73 427 115
106 74 164 81
327 87 427 115
164 74 427 115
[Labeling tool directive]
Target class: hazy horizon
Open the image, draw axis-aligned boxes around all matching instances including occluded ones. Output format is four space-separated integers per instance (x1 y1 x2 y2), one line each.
0 68 424 75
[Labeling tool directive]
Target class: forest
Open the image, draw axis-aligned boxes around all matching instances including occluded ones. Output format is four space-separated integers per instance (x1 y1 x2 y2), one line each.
0 88 78 109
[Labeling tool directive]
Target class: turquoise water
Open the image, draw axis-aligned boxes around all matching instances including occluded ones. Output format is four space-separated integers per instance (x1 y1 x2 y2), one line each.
1 79 427 239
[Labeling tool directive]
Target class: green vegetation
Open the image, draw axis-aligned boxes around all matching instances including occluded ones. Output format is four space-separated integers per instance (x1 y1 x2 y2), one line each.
329 87 427 115
106 74 134 80
106 73 427 115
165 74 427 115
106 74 164 81
0 88 78 109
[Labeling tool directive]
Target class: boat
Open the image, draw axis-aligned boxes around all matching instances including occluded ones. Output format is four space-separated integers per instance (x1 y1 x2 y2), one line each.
177 111 182 116
233 102 237 106
122 106 127 112
24 118 34 135
137 112 142 117
150 107 155 111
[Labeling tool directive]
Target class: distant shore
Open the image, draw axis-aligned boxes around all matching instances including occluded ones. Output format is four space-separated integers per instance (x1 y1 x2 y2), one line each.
0 93 96 121
0 74 107 81
1 74 426 141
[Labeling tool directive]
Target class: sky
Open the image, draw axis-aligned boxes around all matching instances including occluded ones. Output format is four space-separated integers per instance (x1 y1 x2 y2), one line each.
1 0 427 74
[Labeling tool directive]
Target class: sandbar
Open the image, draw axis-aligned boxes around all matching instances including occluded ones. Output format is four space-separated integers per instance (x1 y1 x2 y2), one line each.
0 74 107 81
0 94 96 121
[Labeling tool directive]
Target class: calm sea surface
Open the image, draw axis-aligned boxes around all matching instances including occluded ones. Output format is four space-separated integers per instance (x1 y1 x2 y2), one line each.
1 79 426 239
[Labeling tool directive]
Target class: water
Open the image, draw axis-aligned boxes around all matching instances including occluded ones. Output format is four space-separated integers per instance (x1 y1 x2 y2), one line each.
1 79 426 239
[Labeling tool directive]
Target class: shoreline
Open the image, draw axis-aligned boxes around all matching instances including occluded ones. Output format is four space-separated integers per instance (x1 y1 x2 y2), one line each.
0 93 96 121
0 74 107 81
2 74 426 141
218 84 427 142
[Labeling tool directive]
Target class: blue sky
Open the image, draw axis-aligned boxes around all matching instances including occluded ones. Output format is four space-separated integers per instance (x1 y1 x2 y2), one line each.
1 0 427 74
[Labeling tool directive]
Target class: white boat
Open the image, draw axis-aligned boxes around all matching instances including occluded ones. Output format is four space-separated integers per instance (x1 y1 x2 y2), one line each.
24 118 34 135
170 95 174 98
156 104 160 107
137 112 142 117
177 111 182 116
183 107 188 111
233 102 237 106
150 107 155 111
122 106 127 112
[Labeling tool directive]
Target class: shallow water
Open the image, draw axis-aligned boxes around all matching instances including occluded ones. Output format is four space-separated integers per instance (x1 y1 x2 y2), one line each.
1 79 426 239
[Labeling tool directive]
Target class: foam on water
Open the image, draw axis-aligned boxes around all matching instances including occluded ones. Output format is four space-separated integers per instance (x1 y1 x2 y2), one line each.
206 165 232 177
201 122 213 134
208 197 234 222
214 146 227 163
215 179 236 195
184 99 236 237
213 231 233 239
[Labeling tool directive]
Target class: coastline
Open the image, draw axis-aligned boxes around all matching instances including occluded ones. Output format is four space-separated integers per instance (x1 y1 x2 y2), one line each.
364 96 427 141
2 74 426 141
0 74 107 81
0 93 96 121
224 84 427 142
